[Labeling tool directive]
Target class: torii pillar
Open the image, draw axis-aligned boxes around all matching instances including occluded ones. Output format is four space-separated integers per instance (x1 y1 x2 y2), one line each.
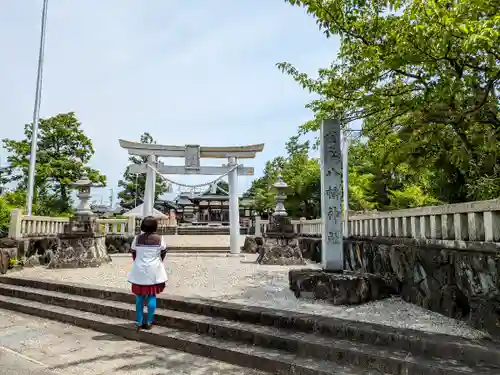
143 154 157 217
227 156 239 255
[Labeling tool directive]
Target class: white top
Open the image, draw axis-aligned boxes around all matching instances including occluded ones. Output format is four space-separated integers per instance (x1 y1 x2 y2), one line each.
127 235 168 286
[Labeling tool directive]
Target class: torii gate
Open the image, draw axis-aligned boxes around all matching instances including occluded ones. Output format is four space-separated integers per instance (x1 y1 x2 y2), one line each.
119 140 264 255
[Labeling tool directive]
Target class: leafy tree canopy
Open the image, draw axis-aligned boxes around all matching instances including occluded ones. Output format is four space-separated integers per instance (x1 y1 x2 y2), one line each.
1 112 106 214
245 133 439 217
278 0 500 203
245 136 321 218
117 132 169 210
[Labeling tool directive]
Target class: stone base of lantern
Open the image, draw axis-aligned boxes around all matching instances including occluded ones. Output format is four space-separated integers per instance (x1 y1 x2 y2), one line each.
288 269 392 305
48 233 111 269
259 238 307 265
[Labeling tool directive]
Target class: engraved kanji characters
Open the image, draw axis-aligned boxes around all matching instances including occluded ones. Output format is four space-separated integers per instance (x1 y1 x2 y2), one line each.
327 231 341 244
325 185 341 200
327 205 341 224
325 130 340 159
326 168 341 177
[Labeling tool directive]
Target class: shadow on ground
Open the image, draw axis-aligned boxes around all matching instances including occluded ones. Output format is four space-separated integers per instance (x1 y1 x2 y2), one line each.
47 344 264 375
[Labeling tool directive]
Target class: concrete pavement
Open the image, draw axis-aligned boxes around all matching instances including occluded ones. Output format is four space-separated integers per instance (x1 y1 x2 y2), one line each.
1 347 59 375
0 308 265 375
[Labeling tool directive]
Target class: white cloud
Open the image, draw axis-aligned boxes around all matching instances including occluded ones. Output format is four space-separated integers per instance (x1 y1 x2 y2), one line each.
0 0 339 203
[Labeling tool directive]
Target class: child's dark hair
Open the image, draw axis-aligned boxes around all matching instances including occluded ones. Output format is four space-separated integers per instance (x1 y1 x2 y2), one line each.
140 216 158 233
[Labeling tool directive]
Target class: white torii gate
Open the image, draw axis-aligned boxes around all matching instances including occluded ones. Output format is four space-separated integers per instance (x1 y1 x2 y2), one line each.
119 140 264 255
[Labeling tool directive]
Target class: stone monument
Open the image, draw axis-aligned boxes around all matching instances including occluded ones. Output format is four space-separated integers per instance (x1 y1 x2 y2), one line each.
48 172 111 268
289 120 389 304
258 176 305 265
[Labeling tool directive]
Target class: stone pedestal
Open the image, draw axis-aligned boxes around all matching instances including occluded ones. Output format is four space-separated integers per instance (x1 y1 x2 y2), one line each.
48 233 110 268
106 234 135 254
0 248 14 274
48 215 111 269
242 235 263 254
0 239 18 274
289 269 391 305
261 213 305 265
260 239 307 265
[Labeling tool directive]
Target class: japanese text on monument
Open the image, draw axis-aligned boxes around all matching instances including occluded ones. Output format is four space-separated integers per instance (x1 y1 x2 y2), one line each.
321 119 343 271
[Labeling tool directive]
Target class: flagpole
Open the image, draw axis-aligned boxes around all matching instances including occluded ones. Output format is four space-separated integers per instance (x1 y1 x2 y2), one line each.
342 132 350 236
26 0 49 215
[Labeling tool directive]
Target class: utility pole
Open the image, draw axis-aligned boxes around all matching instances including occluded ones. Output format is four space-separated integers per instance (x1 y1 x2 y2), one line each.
342 133 350 237
26 0 49 215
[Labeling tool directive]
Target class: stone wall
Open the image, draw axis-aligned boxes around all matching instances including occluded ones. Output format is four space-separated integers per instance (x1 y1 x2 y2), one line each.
106 235 134 254
298 236 500 336
297 235 321 262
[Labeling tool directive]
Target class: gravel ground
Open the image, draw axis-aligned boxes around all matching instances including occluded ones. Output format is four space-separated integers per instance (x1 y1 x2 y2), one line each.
10 254 488 340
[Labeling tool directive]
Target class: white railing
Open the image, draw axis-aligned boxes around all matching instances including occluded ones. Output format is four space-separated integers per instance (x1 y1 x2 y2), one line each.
9 198 500 244
349 199 500 243
97 218 130 235
13 212 70 238
252 199 500 244
254 216 323 237
297 219 322 235
8 209 137 239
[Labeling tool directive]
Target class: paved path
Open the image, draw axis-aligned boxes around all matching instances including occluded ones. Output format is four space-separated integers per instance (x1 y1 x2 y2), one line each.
162 235 246 248
0 309 265 375
1 347 59 375
9 254 488 340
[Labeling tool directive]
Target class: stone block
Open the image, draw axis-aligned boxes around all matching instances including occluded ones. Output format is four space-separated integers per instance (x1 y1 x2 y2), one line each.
297 236 321 262
241 235 258 253
106 234 134 254
0 238 19 249
0 248 10 274
289 269 391 305
342 238 500 337
24 254 40 267
260 240 307 265
27 237 59 257
48 234 111 269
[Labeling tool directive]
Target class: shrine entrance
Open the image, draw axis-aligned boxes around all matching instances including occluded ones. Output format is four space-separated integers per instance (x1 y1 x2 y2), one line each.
119 140 264 255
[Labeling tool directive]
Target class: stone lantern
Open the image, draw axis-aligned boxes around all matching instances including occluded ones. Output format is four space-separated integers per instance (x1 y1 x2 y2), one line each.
49 171 110 269
70 172 103 216
272 175 288 217
259 175 305 265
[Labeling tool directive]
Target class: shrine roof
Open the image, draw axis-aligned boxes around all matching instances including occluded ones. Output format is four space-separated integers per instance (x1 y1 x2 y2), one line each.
175 194 254 206
191 194 229 201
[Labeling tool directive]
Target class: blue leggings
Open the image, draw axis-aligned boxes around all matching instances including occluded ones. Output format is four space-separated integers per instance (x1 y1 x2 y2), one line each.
135 295 157 326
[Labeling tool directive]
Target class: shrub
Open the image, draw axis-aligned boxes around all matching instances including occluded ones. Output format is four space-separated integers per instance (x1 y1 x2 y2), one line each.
0 197 11 237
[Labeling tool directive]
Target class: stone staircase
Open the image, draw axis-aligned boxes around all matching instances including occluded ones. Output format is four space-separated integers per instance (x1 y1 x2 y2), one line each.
163 246 230 253
0 276 499 375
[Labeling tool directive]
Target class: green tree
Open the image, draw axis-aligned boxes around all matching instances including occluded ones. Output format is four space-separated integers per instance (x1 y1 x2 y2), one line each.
117 132 169 210
2 112 106 214
348 136 440 211
279 0 500 203
0 196 12 237
245 136 321 218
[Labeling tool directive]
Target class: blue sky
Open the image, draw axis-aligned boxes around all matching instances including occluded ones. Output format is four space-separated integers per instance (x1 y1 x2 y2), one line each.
0 0 339 205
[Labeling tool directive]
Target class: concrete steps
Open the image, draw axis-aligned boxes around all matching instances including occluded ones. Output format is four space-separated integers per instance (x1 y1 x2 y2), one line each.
177 227 230 235
0 295 359 375
0 277 499 375
165 246 230 253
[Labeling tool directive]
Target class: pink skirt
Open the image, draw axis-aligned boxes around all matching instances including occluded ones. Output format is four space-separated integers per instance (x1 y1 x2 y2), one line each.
131 283 166 296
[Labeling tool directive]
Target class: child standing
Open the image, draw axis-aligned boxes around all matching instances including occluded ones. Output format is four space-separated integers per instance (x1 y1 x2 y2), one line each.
128 216 167 331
